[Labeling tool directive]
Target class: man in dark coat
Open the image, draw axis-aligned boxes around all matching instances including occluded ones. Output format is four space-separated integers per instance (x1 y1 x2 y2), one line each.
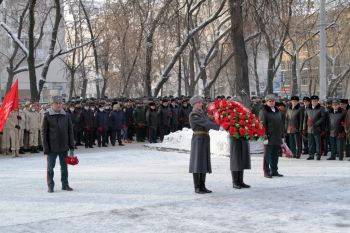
146 102 158 143
327 99 346 160
345 105 350 160
124 100 135 142
179 99 191 129
42 96 75 193
340 99 350 158
110 104 126 146
301 97 310 154
81 102 95 148
133 101 147 142
157 99 172 141
170 99 179 132
259 94 284 178
94 104 109 147
285 96 303 158
303 95 326 160
189 95 220 194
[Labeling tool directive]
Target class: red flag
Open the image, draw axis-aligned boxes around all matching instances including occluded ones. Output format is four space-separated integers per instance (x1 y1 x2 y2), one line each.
0 80 19 132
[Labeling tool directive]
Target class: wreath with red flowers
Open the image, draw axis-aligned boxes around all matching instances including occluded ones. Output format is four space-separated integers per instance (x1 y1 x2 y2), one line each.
207 99 266 141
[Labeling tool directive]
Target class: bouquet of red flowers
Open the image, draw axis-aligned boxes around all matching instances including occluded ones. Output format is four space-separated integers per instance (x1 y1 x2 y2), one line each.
65 150 79 166
207 99 266 141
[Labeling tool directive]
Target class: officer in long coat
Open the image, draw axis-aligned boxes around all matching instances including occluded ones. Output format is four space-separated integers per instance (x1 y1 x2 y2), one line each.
189 95 220 194
285 96 303 158
327 99 346 160
303 95 326 160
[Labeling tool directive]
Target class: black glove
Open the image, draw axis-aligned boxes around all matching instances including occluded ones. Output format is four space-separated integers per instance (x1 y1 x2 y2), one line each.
17 116 22 120
15 125 21 129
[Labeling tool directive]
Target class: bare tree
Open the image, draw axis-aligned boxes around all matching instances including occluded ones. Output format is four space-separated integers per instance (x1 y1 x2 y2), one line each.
250 0 293 95
153 0 227 97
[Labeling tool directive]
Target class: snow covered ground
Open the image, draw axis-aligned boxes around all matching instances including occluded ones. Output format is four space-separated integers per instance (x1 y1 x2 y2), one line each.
1 139 350 233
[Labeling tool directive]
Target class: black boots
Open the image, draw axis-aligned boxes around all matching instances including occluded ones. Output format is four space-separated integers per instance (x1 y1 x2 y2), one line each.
62 185 73 191
231 171 250 189
30 146 39 153
193 173 204 194
193 173 212 194
200 173 212 193
231 171 241 189
238 171 250 188
48 186 54 193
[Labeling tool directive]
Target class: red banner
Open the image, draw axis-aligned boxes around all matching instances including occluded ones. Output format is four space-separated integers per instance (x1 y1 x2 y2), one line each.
0 80 19 132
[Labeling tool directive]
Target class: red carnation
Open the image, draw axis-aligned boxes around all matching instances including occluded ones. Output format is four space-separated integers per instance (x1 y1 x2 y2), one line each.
230 113 237 118
208 109 213 115
222 122 229 130
307 118 312 126
230 119 235 125
221 100 227 107
239 128 246 136
238 120 245 126
229 127 237 135
239 114 246 120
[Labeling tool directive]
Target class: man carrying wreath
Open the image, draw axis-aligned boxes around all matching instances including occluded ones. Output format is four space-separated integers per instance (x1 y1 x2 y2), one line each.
189 95 221 194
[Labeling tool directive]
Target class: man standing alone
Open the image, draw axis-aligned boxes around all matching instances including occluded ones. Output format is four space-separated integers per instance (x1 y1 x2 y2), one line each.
42 96 75 193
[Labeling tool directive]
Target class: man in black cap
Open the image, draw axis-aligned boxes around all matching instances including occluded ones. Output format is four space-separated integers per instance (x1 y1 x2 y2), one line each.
285 96 303 158
327 99 346 160
301 97 311 154
342 99 350 158
303 95 326 160
340 99 350 111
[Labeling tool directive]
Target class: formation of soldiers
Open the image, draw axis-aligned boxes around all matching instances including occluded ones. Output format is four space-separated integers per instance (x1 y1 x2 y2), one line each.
0 96 194 157
1 94 350 161
251 95 350 161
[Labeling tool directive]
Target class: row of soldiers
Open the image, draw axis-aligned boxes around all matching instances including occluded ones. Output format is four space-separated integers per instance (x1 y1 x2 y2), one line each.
0 97 194 157
252 95 350 160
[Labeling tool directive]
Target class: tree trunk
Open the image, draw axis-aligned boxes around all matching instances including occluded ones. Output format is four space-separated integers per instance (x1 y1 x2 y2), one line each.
144 34 154 97
79 0 100 98
229 0 250 105
291 54 298 96
28 0 39 101
5 67 14 94
188 49 195 96
253 54 260 97
265 58 275 95
69 69 75 100
178 57 182 97
38 0 62 96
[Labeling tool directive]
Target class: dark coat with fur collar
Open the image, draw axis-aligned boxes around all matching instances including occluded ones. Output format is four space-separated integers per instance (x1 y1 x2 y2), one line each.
259 105 284 145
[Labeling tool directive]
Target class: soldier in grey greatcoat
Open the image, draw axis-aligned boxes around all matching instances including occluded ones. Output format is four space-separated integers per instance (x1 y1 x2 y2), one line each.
229 137 251 189
189 95 221 194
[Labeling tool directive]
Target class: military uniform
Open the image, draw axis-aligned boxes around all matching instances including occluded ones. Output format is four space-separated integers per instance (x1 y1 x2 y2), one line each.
328 106 346 160
26 107 41 153
285 98 303 158
303 97 326 160
189 103 219 194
